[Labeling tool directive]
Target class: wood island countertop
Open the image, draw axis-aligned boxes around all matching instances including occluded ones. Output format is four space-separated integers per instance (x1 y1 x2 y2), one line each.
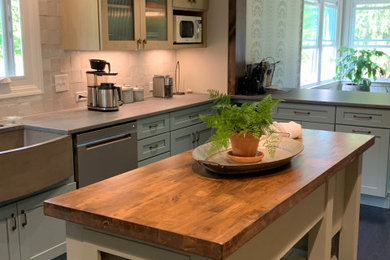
44 130 374 260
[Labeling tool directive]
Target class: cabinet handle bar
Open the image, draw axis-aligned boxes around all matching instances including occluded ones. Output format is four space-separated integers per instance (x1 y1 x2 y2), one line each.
294 111 310 115
11 213 17 231
352 129 372 134
21 210 27 227
353 115 373 120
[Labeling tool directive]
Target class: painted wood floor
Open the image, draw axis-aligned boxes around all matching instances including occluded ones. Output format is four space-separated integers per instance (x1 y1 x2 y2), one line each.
358 204 390 260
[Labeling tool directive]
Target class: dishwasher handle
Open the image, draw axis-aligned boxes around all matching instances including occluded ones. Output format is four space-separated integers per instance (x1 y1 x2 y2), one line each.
78 131 135 150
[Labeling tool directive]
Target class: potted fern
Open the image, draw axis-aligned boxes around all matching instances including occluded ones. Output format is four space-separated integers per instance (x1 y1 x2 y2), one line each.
200 90 282 159
334 46 389 91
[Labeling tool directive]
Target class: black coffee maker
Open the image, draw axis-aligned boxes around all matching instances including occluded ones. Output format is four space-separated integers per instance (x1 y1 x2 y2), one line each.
238 61 268 95
238 59 279 95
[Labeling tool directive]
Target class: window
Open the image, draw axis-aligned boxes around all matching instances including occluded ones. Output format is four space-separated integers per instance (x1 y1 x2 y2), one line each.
0 0 43 99
349 0 390 79
300 0 341 87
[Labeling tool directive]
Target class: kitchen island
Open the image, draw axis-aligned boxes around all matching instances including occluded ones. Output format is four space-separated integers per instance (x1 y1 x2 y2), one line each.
44 129 374 260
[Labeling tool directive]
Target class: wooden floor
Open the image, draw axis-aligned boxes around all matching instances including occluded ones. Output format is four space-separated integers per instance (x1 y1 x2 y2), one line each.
358 204 390 260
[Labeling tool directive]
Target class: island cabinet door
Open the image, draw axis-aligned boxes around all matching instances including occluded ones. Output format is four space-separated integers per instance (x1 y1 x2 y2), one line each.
17 182 76 260
0 204 20 260
336 125 390 197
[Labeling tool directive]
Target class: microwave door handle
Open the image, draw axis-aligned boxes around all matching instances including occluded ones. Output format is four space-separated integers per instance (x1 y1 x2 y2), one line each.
196 23 201 40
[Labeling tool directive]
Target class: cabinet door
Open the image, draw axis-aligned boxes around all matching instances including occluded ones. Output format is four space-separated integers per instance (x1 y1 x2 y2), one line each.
140 0 173 49
0 204 20 260
100 0 142 50
17 182 76 260
171 124 196 156
336 125 390 197
195 122 213 146
171 123 211 156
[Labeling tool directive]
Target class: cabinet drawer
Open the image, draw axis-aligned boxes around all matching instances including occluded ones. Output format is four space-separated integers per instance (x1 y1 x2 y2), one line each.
137 133 170 161
302 122 334 131
138 152 171 167
170 103 214 131
137 113 170 140
273 103 335 124
336 107 390 128
173 0 208 10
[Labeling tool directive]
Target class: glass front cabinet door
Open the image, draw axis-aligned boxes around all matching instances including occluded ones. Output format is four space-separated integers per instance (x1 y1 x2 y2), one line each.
100 0 172 50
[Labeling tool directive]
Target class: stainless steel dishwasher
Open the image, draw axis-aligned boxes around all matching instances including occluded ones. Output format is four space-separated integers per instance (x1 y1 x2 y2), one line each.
75 122 137 188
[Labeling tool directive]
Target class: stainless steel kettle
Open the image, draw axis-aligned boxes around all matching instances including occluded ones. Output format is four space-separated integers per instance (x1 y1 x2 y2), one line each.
91 83 122 111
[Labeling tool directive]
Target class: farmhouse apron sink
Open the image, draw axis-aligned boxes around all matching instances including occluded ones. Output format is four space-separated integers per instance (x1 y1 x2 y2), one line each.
0 125 73 203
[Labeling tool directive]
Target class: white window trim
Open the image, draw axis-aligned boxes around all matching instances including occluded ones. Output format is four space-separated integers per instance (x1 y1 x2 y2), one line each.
300 0 344 88
0 0 44 100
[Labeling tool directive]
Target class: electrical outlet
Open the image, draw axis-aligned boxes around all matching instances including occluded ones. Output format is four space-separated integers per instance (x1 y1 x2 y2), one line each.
75 91 87 103
55 74 69 92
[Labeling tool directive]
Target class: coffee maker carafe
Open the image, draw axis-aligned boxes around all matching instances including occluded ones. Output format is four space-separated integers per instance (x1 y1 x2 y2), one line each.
86 59 122 111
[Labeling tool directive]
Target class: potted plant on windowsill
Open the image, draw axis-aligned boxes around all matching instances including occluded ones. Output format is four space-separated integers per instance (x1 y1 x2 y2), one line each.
334 46 389 91
200 90 282 160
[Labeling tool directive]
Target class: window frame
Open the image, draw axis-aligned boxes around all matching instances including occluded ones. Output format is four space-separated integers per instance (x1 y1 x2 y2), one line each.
300 0 343 88
0 0 43 100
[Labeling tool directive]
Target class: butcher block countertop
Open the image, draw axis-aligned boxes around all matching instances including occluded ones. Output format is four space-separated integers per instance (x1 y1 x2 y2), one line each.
44 130 374 260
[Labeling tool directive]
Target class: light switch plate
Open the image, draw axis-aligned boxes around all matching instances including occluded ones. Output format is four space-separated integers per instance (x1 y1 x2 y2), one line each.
55 74 69 92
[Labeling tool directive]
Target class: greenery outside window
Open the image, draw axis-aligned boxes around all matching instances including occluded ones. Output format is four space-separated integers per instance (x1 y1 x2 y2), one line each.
300 0 342 87
0 0 43 99
349 0 390 79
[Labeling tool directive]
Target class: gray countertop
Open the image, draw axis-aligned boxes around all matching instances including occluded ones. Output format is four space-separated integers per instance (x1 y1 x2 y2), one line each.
22 94 212 134
16 89 390 135
234 88 390 109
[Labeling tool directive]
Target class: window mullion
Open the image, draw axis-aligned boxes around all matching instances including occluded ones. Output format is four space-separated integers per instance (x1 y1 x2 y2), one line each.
317 1 325 83
0 0 16 76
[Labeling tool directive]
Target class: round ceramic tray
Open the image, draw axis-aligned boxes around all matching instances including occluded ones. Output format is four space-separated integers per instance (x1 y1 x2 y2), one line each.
192 137 304 175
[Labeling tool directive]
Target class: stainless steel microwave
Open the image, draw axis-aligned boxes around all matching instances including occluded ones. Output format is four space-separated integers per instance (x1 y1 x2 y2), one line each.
174 15 202 43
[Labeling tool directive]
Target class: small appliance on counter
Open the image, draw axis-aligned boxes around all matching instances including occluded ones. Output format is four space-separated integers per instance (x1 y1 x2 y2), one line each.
238 58 279 95
86 59 123 111
153 75 173 98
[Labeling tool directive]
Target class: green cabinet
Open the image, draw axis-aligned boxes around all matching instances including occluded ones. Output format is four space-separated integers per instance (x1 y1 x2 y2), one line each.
170 122 212 156
0 182 76 260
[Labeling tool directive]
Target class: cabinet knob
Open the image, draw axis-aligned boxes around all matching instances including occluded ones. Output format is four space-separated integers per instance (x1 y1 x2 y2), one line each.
136 39 142 51
142 39 147 49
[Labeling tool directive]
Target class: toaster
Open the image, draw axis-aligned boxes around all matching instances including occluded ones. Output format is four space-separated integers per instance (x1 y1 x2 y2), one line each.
153 75 172 98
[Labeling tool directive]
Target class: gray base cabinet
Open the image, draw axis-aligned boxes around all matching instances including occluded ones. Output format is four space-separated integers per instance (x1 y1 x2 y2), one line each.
336 125 390 197
137 103 214 166
171 122 213 156
0 182 76 260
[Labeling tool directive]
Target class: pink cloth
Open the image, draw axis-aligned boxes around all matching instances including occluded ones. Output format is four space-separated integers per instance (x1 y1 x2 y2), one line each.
272 121 303 139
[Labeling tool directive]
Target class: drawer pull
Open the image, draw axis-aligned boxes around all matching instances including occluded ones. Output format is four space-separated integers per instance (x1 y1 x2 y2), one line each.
149 144 159 150
189 114 199 119
11 213 17 231
352 129 372 134
353 115 373 120
21 210 27 227
149 124 158 129
294 111 311 115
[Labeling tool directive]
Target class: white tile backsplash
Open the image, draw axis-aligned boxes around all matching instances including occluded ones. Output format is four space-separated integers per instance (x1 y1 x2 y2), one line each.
0 0 176 119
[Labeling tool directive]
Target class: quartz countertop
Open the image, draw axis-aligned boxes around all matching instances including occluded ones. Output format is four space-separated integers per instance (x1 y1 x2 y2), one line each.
22 94 211 134
234 88 390 109
44 130 374 259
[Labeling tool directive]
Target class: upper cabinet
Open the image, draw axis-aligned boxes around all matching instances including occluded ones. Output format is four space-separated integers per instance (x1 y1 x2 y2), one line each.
173 0 208 10
62 0 207 51
62 0 173 51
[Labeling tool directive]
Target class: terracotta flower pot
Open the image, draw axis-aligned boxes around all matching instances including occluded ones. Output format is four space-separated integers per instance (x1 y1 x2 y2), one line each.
230 133 260 157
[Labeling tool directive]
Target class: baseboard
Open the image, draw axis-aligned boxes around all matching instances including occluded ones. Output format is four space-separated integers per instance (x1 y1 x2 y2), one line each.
360 194 390 209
